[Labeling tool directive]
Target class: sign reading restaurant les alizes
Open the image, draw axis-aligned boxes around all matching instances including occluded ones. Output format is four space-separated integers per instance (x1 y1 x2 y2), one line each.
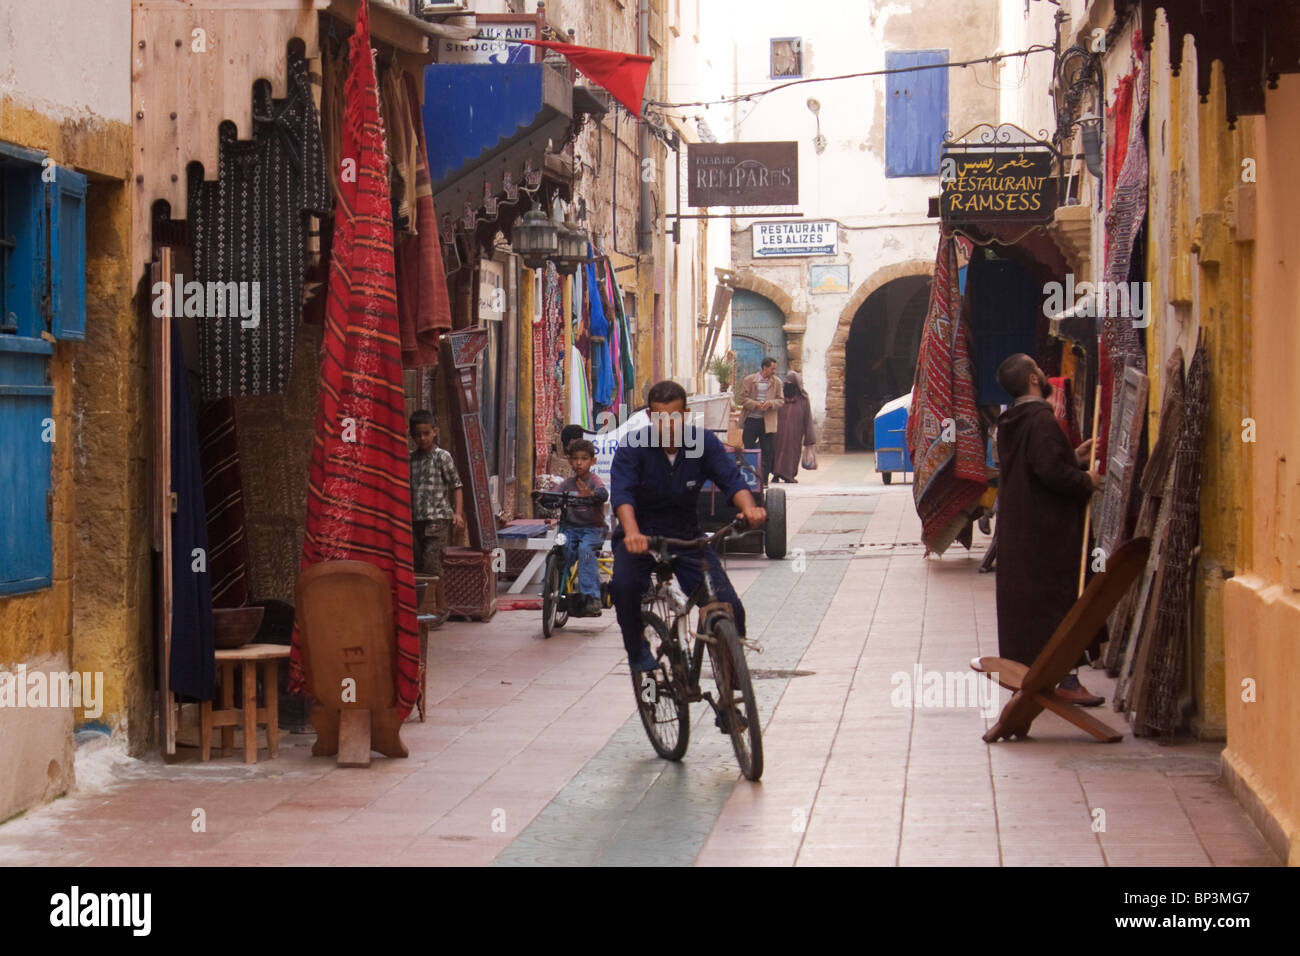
688 142 798 207
752 220 837 257
939 149 1056 226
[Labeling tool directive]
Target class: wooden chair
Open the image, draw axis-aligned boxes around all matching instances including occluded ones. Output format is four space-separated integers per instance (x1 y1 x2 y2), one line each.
295 560 408 767
972 536 1151 743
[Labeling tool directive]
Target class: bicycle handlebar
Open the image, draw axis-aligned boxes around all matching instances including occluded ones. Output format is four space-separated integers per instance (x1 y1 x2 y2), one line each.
649 516 751 553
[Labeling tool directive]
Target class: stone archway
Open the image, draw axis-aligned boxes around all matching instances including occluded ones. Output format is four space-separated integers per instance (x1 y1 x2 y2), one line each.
715 267 806 374
825 260 933 453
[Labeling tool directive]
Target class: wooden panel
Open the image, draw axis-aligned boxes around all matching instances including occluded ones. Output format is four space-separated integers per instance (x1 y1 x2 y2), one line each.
130 0 328 276
151 247 176 755
1095 362 1149 560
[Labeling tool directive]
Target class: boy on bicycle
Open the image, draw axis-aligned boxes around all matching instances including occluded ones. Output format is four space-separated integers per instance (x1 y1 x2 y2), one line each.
556 438 608 617
610 381 766 671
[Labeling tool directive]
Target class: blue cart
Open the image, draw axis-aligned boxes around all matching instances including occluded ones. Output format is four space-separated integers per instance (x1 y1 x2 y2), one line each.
873 391 913 485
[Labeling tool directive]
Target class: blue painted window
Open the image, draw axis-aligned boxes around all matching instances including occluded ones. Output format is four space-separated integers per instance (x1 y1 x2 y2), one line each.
885 50 949 178
1 143 87 595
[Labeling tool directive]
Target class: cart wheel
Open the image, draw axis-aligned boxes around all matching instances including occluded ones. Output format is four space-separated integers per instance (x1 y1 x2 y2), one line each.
882 472 893 485
764 487 787 559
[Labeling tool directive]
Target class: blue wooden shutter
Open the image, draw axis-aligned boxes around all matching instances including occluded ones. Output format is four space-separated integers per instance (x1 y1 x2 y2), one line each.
1 160 46 338
885 50 949 178
48 165 87 341
0 345 54 594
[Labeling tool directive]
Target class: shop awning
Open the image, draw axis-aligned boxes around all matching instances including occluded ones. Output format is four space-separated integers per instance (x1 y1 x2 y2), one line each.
422 62 573 225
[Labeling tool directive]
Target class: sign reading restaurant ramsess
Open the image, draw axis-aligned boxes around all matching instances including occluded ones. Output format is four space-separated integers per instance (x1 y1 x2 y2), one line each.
940 149 1056 225
752 220 837 257
688 142 798 207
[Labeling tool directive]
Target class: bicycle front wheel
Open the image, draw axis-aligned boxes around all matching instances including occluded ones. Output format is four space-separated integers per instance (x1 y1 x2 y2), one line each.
633 612 689 761
542 553 567 638
707 617 763 781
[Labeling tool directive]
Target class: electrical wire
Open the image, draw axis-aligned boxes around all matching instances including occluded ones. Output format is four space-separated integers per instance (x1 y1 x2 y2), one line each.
647 45 1056 110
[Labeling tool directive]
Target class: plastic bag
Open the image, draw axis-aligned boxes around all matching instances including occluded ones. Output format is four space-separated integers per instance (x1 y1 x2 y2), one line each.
802 446 818 470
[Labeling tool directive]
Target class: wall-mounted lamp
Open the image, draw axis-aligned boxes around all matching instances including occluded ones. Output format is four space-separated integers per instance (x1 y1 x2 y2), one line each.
807 97 826 154
515 208 559 269
1074 112 1103 180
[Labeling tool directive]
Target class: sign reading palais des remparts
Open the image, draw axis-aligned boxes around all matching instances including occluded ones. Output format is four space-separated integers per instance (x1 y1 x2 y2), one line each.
688 142 798 208
939 149 1057 226
752 219 837 257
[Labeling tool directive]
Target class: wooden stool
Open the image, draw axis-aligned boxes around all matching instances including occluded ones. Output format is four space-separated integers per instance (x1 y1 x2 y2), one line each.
416 614 436 721
200 643 292 763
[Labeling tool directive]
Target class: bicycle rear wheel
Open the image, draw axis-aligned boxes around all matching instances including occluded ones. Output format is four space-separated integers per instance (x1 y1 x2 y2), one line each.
707 617 763 780
633 612 689 761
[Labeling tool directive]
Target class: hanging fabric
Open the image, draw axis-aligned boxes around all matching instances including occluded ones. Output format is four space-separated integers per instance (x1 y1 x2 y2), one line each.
608 262 636 406
1096 29 1150 471
906 235 987 555
189 49 331 401
586 248 614 407
394 70 452 367
289 2 420 719
170 318 216 701
197 398 251 609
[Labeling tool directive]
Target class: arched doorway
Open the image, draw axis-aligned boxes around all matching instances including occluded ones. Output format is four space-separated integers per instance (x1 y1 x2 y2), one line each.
730 289 788 381
843 275 931 449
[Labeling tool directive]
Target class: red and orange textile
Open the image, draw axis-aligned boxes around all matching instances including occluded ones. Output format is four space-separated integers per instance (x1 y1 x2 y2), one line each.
289 0 419 718
395 70 452 367
906 236 987 554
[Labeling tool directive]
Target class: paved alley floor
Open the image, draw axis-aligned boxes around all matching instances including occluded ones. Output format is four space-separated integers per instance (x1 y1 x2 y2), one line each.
0 454 1279 866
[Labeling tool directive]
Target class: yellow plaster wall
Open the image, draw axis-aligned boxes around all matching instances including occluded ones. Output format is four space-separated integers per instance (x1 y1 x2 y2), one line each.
1222 74 1300 866
0 98 145 772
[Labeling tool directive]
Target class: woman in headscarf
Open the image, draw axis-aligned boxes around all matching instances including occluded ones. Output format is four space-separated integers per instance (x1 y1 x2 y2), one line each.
772 370 817 483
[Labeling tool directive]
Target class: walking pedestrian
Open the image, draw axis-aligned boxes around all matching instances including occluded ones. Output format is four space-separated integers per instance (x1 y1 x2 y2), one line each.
772 370 816 483
993 354 1105 705
739 357 783 485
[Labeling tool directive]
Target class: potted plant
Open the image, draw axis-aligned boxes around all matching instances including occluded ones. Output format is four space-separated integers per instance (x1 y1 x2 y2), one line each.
707 355 736 392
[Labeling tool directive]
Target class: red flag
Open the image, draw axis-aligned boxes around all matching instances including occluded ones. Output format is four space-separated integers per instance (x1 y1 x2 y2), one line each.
515 39 653 117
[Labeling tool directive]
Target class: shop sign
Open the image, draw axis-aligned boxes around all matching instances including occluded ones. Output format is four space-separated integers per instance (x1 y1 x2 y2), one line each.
439 19 536 65
752 219 837 257
939 149 1056 225
478 259 506 323
688 142 798 207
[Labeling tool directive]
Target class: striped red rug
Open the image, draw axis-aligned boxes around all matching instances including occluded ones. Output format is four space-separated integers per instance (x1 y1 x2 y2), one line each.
290 0 419 718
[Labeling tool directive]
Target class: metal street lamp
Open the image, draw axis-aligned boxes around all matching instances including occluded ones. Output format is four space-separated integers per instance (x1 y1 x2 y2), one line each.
514 208 558 269
553 219 591 275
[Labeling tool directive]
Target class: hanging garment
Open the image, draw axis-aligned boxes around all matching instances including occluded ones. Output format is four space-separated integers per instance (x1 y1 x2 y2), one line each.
289 3 420 720
1047 376 1083 448
197 398 251 609
569 347 592 429
906 236 987 554
380 66 419 236
189 50 331 401
170 319 216 701
586 253 614 406
395 71 452 367
609 263 636 404
534 264 564 475
1096 28 1150 470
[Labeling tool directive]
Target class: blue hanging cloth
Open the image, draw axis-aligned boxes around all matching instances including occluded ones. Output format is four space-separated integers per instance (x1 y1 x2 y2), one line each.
586 246 614 406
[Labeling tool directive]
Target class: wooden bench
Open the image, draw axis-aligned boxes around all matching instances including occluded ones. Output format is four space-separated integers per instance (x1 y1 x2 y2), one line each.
972 536 1150 743
199 643 292 763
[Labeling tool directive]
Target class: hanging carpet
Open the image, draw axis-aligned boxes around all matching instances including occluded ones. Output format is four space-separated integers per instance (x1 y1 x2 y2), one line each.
288 2 420 719
907 236 987 554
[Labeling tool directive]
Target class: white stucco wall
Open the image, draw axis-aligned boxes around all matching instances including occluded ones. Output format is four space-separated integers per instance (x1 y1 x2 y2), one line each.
699 0 1005 435
0 0 131 123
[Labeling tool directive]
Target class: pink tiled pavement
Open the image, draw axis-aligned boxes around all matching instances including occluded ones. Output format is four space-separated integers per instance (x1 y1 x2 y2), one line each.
0 454 1279 867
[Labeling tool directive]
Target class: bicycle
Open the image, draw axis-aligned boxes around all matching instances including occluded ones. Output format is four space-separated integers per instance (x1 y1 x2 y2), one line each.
632 517 764 781
532 490 613 639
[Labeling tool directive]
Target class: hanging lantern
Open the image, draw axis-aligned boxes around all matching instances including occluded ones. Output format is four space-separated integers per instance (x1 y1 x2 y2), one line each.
514 208 558 269
553 220 589 276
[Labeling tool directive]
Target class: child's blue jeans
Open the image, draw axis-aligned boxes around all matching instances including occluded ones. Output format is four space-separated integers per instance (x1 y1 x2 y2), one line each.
562 525 605 598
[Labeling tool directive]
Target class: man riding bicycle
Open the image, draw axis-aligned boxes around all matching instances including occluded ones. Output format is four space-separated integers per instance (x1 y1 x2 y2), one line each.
610 380 767 672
